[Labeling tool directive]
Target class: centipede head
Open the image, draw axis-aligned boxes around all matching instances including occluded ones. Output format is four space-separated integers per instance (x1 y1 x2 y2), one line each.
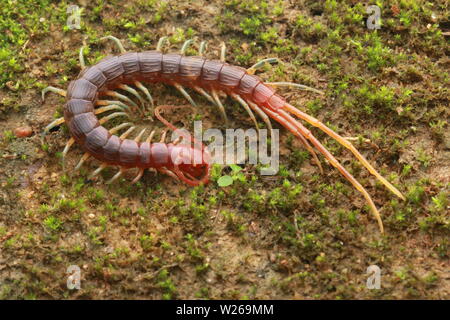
170 145 211 186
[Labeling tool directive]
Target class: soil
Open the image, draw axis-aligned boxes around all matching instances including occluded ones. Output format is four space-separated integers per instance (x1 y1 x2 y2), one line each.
0 0 448 299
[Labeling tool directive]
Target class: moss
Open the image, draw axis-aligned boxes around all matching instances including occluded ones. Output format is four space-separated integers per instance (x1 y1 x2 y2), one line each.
0 0 448 300
157 269 177 299
43 216 63 232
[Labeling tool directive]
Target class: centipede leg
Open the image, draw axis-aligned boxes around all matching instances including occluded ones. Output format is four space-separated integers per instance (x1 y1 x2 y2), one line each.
101 35 126 53
173 136 183 145
180 39 194 54
283 104 405 200
89 163 108 179
266 82 324 95
106 169 124 184
117 84 146 114
74 153 90 171
156 36 168 51
98 112 129 125
61 137 75 167
79 46 86 69
211 90 228 122
230 93 259 132
246 100 273 134
94 105 127 115
131 169 144 184
199 41 207 56
103 90 140 110
193 86 217 106
182 171 198 182
158 167 179 181
262 106 383 232
145 130 156 143
173 83 198 107
42 87 66 101
44 117 65 133
96 100 132 112
134 129 147 142
243 96 323 174
160 129 168 143
220 42 226 62
246 100 323 174
119 126 136 139
109 122 133 134
247 57 279 75
134 81 155 110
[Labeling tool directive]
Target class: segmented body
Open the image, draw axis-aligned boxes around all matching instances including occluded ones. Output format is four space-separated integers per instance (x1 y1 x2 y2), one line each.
65 52 282 170
43 37 406 233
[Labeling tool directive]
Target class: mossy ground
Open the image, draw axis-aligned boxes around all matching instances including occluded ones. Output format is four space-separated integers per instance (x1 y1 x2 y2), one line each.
0 0 448 299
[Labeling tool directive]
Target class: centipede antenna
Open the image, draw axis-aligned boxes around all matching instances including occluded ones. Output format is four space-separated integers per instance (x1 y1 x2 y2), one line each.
247 58 279 75
156 36 168 51
89 163 108 180
267 82 324 95
173 83 198 108
101 35 126 53
96 100 131 111
193 86 217 106
231 93 260 132
74 153 90 171
94 105 126 115
106 169 123 184
61 137 75 169
44 117 65 133
104 90 139 110
211 90 228 122
145 130 156 143
98 112 128 124
119 126 136 139
199 41 207 56
134 128 147 142
42 86 67 101
117 84 146 113
220 42 226 62
134 81 155 109
109 122 133 135
79 46 86 69
180 39 194 54
131 169 144 184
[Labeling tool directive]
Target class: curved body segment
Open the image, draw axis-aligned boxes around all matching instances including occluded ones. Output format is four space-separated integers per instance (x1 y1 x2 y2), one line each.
64 52 280 172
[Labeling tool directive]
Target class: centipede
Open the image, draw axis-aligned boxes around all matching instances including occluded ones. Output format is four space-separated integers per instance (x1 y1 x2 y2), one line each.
42 35 405 233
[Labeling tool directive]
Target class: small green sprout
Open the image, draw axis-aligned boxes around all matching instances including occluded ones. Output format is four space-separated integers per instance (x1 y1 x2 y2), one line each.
217 164 245 187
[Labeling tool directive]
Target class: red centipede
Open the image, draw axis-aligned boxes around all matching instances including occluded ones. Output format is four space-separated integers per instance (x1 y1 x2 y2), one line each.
43 36 405 232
